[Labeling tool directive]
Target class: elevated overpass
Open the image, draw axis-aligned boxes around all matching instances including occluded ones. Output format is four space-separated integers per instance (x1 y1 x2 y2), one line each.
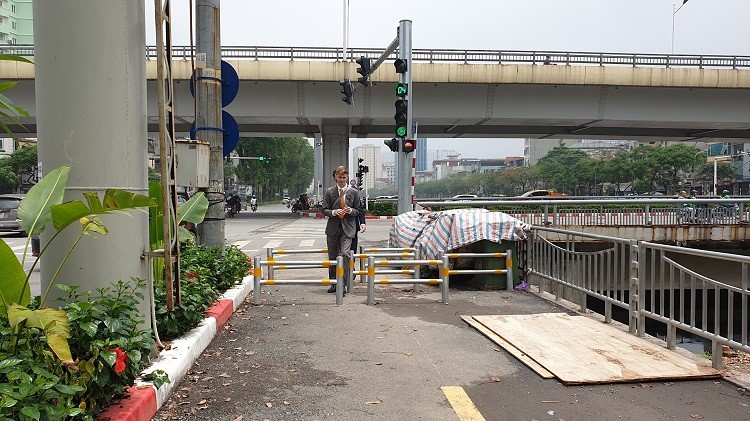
3 46 750 142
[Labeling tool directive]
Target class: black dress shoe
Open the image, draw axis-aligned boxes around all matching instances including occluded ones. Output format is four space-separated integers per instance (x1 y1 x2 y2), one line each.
327 285 336 293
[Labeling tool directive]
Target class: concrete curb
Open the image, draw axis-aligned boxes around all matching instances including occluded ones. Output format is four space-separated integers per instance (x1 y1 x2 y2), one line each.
297 211 394 220
98 273 255 421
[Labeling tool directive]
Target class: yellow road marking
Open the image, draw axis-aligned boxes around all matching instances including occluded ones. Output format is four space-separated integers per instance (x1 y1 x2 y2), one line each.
441 386 486 421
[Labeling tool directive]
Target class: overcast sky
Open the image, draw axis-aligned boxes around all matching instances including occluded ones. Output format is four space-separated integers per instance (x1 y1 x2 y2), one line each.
146 0 750 158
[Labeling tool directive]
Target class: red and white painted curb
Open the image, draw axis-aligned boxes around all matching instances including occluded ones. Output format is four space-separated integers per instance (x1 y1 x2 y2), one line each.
297 211 394 220
98 274 255 421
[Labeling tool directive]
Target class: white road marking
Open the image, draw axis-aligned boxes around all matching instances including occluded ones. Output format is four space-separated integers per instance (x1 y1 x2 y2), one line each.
262 240 283 249
299 239 316 247
231 240 251 248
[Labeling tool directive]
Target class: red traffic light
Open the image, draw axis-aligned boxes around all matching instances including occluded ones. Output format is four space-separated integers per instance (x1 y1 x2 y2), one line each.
402 139 416 153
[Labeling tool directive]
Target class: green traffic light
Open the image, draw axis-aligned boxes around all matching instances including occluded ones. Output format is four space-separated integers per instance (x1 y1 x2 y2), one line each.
396 126 407 137
395 83 408 97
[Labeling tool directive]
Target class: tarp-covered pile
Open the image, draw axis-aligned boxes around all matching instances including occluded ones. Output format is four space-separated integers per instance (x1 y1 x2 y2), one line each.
388 208 531 260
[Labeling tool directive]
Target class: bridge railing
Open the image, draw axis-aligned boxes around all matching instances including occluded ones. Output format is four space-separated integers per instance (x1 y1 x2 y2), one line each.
4 45 750 69
528 226 750 369
417 197 750 226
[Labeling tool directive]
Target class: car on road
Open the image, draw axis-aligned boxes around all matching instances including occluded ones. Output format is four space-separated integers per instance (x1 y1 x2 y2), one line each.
450 194 478 200
0 194 25 235
518 189 566 198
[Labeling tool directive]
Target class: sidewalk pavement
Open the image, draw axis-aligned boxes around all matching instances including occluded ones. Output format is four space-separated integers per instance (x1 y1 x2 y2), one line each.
103 254 750 421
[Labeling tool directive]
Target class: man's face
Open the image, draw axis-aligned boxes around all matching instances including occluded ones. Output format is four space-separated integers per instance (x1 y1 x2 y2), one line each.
335 173 348 187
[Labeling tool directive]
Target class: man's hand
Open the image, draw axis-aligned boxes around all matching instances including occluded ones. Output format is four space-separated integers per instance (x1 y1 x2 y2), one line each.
359 224 367 233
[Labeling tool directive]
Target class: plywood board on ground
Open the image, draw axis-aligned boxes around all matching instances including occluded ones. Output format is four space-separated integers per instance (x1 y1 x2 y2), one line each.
461 315 554 379
472 313 721 385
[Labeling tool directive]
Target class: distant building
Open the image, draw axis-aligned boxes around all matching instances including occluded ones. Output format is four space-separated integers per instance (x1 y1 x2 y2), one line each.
380 162 396 187
524 138 635 166
0 1 33 46
0 137 13 157
352 144 381 190
416 137 427 172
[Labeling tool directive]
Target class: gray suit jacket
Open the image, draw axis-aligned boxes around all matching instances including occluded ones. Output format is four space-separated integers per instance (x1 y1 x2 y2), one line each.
322 185 361 238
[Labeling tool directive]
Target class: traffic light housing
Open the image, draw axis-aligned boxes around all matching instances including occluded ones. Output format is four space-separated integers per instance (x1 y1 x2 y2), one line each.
402 139 416 153
355 56 371 87
384 138 399 152
394 58 408 74
340 80 353 105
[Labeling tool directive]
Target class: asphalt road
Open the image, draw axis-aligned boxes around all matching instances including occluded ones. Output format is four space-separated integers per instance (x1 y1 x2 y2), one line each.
150 203 750 421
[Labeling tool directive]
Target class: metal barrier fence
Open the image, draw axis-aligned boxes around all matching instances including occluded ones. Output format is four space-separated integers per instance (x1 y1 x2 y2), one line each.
528 226 750 368
252 255 344 305
366 256 449 305
443 251 515 291
5 45 750 69
351 246 417 292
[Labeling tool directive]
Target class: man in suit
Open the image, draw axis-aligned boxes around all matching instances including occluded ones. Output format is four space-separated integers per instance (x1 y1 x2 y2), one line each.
322 166 361 294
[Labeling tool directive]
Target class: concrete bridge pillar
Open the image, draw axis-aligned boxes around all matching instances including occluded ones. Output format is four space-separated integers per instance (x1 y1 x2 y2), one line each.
321 121 350 188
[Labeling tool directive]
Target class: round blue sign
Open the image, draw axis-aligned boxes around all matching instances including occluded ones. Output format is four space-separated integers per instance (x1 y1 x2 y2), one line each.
189 111 240 157
189 60 239 107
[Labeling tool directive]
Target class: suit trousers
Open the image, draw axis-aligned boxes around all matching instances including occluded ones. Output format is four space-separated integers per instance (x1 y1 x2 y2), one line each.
327 225 353 282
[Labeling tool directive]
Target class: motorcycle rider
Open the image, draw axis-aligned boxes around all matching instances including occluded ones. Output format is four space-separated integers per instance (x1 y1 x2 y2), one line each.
226 191 241 215
250 194 258 211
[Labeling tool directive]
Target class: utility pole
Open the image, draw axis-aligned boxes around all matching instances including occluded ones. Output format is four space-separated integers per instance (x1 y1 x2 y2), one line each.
195 0 224 246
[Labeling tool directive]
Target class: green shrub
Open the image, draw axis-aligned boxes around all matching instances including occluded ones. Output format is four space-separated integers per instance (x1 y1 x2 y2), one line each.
154 244 250 340
0 320 87 421
368 201 396 216
58 278 159 417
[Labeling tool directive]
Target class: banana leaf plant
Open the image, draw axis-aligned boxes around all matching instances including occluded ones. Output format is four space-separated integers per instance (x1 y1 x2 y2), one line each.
0 165 156 364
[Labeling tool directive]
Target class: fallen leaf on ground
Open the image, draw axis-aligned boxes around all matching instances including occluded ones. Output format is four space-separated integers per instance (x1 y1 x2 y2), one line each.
690 415 704 419
490 376 501 382
233 416 243 421
265 402 273 408
197 399 207 405
365 399 382 404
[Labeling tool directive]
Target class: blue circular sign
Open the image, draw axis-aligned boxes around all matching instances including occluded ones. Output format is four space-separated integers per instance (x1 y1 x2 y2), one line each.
189 111 240 157
189 60 239 107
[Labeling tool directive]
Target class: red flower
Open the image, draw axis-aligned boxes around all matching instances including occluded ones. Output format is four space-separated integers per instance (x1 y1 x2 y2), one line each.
113 347 127 374
185 271 199 279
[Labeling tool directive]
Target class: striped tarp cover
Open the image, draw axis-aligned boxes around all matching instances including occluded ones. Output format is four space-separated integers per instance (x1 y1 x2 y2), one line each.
388 209 530 260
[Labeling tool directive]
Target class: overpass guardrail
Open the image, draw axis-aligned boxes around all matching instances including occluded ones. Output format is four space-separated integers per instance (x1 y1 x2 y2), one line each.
4 45 750 69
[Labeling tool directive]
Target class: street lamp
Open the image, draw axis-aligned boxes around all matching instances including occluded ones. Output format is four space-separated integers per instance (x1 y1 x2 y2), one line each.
672 0 688 54
695 150 718 196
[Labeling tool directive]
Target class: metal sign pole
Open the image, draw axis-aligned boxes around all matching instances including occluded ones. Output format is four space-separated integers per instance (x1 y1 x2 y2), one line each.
397 20 413 215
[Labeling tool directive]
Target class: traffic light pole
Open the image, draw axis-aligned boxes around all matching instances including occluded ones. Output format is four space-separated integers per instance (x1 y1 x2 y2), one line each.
397 20 413 215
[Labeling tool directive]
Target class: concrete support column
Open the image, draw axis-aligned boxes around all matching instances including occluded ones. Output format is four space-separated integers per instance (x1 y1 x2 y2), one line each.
33 1 150 316
321 121 350 185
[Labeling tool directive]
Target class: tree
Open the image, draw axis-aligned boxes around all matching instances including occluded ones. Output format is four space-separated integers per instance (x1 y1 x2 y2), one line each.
0 165 18 193
233 137 314 197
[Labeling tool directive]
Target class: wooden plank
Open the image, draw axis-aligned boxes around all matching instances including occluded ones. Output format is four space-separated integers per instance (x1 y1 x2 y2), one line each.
461 315 554 379
472 313 720 385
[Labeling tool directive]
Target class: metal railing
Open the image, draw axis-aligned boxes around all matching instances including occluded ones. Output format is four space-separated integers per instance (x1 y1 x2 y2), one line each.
417 197 750 226
528 226 750 368
4 44 750 69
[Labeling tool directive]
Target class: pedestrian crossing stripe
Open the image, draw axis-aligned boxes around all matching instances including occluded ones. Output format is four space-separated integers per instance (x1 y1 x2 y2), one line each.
231 240 251 248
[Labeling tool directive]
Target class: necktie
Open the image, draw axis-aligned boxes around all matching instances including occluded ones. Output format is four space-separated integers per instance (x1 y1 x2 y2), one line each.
339 188 346 218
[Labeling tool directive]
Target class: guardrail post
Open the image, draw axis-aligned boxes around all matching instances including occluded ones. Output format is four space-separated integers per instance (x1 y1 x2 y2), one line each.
413 246 421 293
644 204 651 225
505 247 514 291
347 250 355 293
266 248 275 280
358 245 366 282
367 256 375 305
552 204 559 225
253 256 262 305
336 256 344 305
633 240 643 336
543 204 550 225
442 254 450 304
